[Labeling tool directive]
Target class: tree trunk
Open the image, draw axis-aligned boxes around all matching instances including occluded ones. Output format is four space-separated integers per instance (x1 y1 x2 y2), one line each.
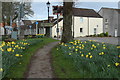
61 1 73 43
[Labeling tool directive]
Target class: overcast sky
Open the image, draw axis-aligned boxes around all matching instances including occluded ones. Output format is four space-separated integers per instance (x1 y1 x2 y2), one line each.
27 1 119 20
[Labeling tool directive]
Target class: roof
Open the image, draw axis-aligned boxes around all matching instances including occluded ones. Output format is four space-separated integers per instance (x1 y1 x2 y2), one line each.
98 7 120 13
73 8 102 18
22 20 32 25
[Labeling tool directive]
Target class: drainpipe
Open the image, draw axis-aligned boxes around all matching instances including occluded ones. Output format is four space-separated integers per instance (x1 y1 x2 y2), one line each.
73 16 74 38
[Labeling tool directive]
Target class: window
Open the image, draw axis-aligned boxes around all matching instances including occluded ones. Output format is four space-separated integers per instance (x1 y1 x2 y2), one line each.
94 28 97 34
105 19 108 22
80 28 83 33
80 17 83 22
97 25 98 27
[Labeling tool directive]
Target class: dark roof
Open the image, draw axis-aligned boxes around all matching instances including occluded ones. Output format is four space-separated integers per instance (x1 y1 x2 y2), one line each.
73 8 102 18
22 20 32 25
98 7 120 13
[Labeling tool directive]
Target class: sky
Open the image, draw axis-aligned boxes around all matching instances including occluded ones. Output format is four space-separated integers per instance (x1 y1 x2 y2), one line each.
27 1 119 20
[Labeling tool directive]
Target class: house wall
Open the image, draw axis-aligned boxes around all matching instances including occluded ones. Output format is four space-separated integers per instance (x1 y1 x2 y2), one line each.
0 27 4 35
72 16 103 37
89 17 103 35
52 20 63 37
52 16 103 38
98 9 119 37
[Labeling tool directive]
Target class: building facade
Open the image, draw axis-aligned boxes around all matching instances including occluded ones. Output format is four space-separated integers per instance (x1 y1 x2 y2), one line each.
52 8 103 38
98 8 120 37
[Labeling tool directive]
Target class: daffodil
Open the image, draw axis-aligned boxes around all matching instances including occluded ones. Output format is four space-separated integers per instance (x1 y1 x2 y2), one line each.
15 54 20 57
103 47 106 49
75 49 78 52
69 53 72 56
90 55 93 58
115 62 119 66
69 47 71 49
0 68 3 72
107 65 110 67
81 54 84 57
7 48 12 52
119 55 120 58
86 55 89 58
88 53 91 55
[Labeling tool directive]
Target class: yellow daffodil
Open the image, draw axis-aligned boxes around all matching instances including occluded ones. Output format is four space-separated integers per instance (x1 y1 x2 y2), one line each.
69 53 72 55
88 53 91 55
101 52 104 55
117 46 120 48
0 68 3 72
91 48 93 50
15 54 20 57
115 62 119 66
12 50 14 52
86 55 89 58
103 47 106 49
99 53 102 55
81 54 84 57
11 41 16 44
119 55 120 58
80 51 82 53
107 65 110 67
75 49 78 52
69 47 71 49
90 55 93 58
7 48 12 52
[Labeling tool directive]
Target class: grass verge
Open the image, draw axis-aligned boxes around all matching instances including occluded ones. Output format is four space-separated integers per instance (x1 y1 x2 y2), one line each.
51 40 120 78
5 38 58 78
51 46 82 78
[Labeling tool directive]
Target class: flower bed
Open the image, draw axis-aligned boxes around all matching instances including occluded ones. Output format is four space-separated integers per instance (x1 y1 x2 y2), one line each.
0 39 43 78
56 40 120 78
36 34 44 38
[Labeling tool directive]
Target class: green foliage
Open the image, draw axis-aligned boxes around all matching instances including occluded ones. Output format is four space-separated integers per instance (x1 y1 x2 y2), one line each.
52 40 120 78
1 39 43 78
3 38 58 78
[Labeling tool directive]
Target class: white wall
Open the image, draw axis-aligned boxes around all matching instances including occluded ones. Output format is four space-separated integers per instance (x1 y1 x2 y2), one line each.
74 17 88 37
0 27 4 35
52 20 63 38
52 16 103 38
89 18 103 35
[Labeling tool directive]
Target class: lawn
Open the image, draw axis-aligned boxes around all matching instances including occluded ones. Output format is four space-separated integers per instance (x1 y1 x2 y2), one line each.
0 38 58 79
52 40 120 78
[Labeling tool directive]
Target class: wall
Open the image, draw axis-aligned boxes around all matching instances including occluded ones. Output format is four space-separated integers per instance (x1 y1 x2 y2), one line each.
99 9 119 37
52 19 63 38
89 17 103 35
52 16 103 38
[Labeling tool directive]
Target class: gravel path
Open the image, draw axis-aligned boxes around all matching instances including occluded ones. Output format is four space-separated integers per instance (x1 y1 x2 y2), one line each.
26 41 59 78
75 37 120 45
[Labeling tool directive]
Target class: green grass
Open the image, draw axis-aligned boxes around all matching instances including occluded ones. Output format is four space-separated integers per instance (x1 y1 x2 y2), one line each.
51 40 120 78
51 47 82 78
5 38 58 78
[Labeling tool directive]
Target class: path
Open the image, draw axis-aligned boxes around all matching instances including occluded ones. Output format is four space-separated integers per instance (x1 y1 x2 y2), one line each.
26 41 59 78
75 37 120 45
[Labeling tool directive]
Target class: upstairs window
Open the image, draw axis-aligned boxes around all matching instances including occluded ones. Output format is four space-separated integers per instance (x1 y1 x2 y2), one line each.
80 17 83 22
105 19 108 22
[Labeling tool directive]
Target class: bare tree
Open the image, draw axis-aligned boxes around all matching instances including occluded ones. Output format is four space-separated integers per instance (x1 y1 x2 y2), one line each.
61 0 73 43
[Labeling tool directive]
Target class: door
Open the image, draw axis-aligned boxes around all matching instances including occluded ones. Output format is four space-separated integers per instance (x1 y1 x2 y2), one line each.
115 29 117 37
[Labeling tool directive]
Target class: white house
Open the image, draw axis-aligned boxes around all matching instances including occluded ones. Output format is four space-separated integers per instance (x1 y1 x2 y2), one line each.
0 26 4 35
52 8 103 38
